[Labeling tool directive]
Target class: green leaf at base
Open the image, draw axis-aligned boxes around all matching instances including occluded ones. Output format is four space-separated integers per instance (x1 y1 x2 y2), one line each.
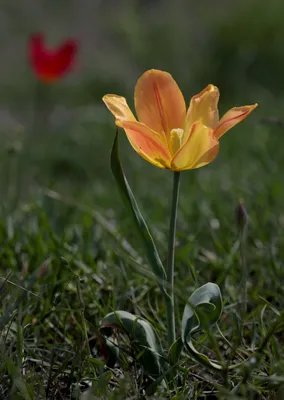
181 282 223 371
99 310 165 376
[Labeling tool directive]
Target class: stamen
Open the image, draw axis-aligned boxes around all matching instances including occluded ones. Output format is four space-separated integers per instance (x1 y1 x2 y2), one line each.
170 128 184 155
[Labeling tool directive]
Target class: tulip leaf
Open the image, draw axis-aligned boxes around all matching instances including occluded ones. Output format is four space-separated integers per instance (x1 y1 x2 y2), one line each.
99 310 165 376
111 130 166 285
168 336 184 365
181 282 223 371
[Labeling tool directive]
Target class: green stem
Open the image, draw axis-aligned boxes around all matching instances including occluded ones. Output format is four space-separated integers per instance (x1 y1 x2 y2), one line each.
240 227 247 316
32 80 51 135
166 171 180 347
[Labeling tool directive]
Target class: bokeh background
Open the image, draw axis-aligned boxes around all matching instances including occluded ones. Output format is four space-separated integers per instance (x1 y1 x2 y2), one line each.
2 1 284 397
0 0 283 233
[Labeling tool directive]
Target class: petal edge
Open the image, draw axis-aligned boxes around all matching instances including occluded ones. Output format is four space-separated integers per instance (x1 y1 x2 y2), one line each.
120 121 171 169
134 69 186 137
103 95 136 124
171 122 218 171
184 84 220 142
214 104 258 140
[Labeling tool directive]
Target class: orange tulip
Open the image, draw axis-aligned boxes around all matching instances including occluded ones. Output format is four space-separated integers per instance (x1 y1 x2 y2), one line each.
103 70 257 171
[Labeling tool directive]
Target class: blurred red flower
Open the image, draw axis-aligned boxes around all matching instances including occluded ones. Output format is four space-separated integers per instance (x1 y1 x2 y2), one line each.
28 33 77 83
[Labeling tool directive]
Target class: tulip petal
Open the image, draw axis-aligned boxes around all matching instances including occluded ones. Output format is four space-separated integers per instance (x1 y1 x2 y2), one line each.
185 84 219 141
192 142 220 169
29 33 46 76
171 122 219 171
53 40 77 76
29 33 77 82
214 104 258 140
134 69 186 138
103 95 136 123
120 121 171 169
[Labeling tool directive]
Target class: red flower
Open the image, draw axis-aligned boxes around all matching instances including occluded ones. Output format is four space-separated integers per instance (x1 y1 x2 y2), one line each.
29 33 77 83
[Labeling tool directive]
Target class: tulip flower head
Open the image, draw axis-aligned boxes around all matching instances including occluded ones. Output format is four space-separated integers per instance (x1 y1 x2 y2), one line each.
29 33 77 83
103 70 257 171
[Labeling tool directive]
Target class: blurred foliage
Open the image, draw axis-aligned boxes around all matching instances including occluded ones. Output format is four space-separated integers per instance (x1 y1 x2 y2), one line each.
1 0 284 108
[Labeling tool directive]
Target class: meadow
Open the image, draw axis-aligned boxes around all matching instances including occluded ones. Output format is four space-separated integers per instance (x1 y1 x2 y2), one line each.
1 0 284 399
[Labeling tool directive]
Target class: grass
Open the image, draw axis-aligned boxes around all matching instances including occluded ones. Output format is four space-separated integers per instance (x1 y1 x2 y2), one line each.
1 0 284 398
0 101 284 399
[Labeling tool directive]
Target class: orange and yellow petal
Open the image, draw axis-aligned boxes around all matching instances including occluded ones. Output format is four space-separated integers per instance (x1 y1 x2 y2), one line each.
171 122 219 171
119 121 171 169
103 95 136 124
191 142 220 169
134 69 186 138
184 84 219 142
214 104 258 140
